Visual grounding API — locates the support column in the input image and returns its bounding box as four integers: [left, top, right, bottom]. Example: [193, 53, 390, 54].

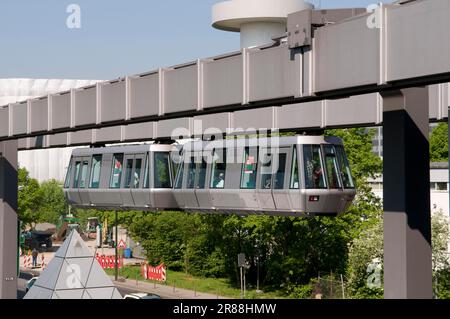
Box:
[0, 140, 18, 299]
[448, 106, 450, 218]
[382, 87, 432, 299]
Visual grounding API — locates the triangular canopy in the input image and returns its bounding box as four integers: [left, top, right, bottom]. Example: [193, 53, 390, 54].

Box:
[24, 229, 122, 299]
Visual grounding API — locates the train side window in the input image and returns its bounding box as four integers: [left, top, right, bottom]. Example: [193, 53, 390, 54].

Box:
[78, 161, 89, 188]
[196, 159, 207, 189]
[110, 154, 124, 188]
[174, 158, 184, 189]
[323, 145, 342, 189]
[273, 153, 287, 189]
[72, 161, 81, 188]
[154, 152, 172, 188]
[134, 158, 143, 188]
[64, 159, 73, 188]
[123, 158, 134, 188]
[89, 155, 102, 189]
[240, 147, 257, 189]
[335, 145, 355, 189]
[260, 152, 273, 189]
[211, 149, 226, 189]
[187, 157, 196, 189]
[290, 147, 299, 189]
[303, 145, 326, 189]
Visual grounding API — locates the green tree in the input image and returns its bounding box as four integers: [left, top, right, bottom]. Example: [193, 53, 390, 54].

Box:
[430, 123, 448, 162]
[39, 180, 67, 224]
[18, 167, 43, 228]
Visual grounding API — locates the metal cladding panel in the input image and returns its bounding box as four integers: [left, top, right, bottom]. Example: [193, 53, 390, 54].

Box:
[30, 98, 48, 133]
[193, 113, 231, 136]
[232, 107, 276, 132]
[51, 93, 71, 130]
[203, 55, 243, 108]
[95, 126, 122, 143]
[387, 0, 450, 82]
[164, 64, 198, 114]
[47, 133, 68, 147]
[428, 85, 442, 120]
[124, 122, 154, 141]
[11, 102, 27, 135]
[29, 136, 46, 149]
[129, 74, 159, 119]
[0, 107, 8, 137]
[18, 138, 28, 150]
[315, 13, 379, 92]
[156, 118, 191, 139]
[278, 101, 322, 130]
[248, 45, 297, 102]
[70, 130, 93, 145]
[74, 87, 97, 127]
[325, 93, 379, 126]
[100, 80, 126, 123]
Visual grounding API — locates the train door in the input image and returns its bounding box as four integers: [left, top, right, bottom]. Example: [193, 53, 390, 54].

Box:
[272, 147, 293, 211]
[130, 153, 147, 209]
[182, 153, 200, 209]
[151, 151, 177, 209]
[239, 147, 259, 212]
[257, 149, 276, 211]
[77, 156, 91, 207]
[121, 153, 145, 208]
[195, 149, 213, 210]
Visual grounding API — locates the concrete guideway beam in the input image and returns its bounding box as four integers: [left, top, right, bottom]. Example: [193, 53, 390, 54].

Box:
[382, 87, 432, 299]
[0, 140, 18, 299]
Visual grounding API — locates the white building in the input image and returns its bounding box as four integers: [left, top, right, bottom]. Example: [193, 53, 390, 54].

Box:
[369, 162, 449, 215]
[0, 78, 98, 183]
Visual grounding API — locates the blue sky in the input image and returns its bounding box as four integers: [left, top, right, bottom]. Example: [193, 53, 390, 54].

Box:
[0, 0, 393, 80]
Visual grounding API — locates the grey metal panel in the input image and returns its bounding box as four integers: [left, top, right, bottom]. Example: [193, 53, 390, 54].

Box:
[325, 94, 379, 126]
[95, 127, 122, 143]
[315, 13, 379, 92]
[232, 107, 276, 132]
[0, 108, 8, 137]
[193, 113, 231, 136]
[47, 133, 68, 147]
[74, 86, 97, 127]
[30, 97, 48, 133]
[387, 0, 450, 82]
[100, 80, 126, 123]
[70, 130, 93, 145]
[51, 92, 71, 130]
[11, 102, 27, 136]
[18, 138, 28, 150]
[248, 45, 297, 102]
[156, 118, 192, 139]
[429, 85, 441, 120]
[278, 101, 322, 130]
[124, 122, 154, 141]
[129, 73, 159, 118]
[164, 64, 198, 114]
[28, 136, 46, 149]
[203, 55, 243, 108]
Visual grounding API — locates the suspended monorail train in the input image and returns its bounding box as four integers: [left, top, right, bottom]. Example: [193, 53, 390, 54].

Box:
[63, 136, 356, 216]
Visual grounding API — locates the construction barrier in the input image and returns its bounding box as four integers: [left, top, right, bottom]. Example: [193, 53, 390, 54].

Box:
[95, 254, 123, 269]
[141, 262, 166, 282]
[41, 255, 46, 269]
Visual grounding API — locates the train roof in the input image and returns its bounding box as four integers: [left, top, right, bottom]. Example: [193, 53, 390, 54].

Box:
[71, 143, 174, 156]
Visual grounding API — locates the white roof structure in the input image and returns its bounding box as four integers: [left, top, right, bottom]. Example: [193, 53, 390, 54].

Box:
[212, 0, 313, 48]
[24, 230, 122, 299]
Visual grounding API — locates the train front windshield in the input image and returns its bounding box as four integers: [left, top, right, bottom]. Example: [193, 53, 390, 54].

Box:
[303, 144, 354, 190]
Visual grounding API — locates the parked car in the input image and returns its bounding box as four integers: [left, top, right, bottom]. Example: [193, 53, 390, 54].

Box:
[25, 277, 39, 293]
[123, 292, 161, 299]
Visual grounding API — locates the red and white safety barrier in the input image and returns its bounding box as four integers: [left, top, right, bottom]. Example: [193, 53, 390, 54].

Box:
[141, 262, 167, 282]
[95, 254, 123, 270]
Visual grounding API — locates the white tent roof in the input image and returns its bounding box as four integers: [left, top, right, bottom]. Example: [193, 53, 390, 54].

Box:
[24, 230, 122, 299]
